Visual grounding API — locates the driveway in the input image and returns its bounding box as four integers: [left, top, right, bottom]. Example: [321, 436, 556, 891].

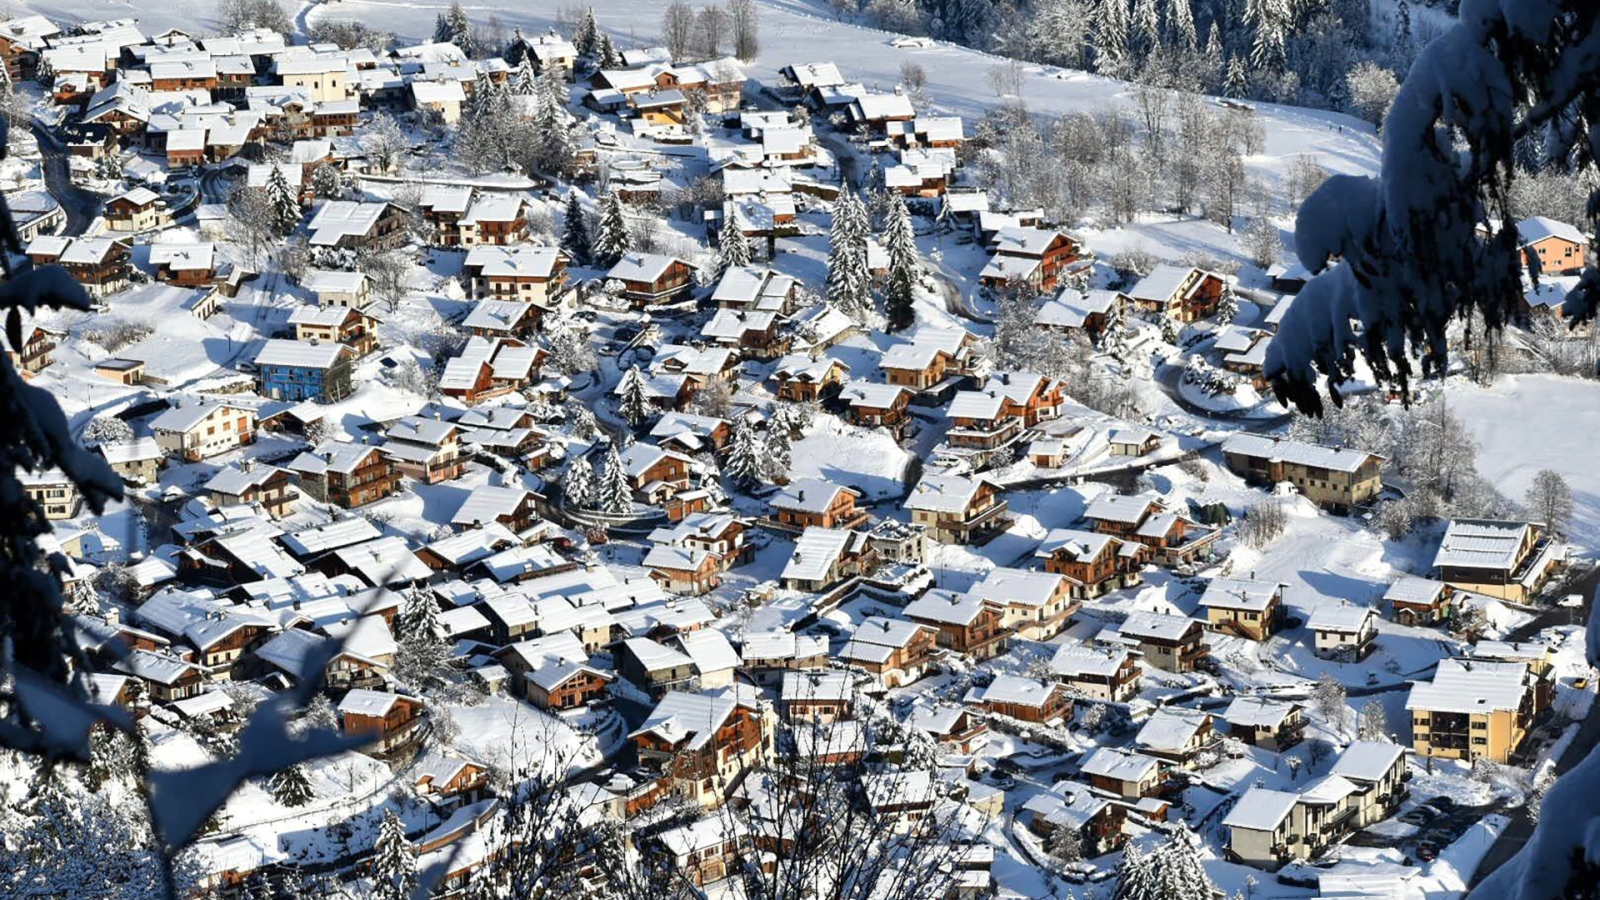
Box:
[30, 122, 98, 236]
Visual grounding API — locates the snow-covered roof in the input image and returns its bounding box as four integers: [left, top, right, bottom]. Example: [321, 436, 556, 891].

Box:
[1117, 610, 1199, 642]
[781, 526, 861, 583]
[674, 629, 741, 674]
[1222, 696, 1299, 729]
[1329, 740, 1405, 783]
[1035, 528, 1114, 563]
[629, 690, 739, 750]
[966, 568, 1063, 609]
[1516, 215, 1586, 247]
[1432, 518, 1538, 572]
[1198, 577, 1282, 613]
[99, 437, 164, 466]
[1406, 658, 1529, 714]
[1083, 492, 1159, 525]
[306, 200, 391, 247]
[904, 590, 995, 627]
[771, 478, 857, 514]
[1222, 787, 1299, 832]
[1221, 433, 1382, 473]
[1078, 746, 1159, 782]
[1134, 706, 1210, 752]
[781, 670, 852, 703]
[450, 484, 529, 528]
[1306, 603, 1377, 633]
[338, 688, 410, 717]
[254, 338, 349, 369]
[607, 252, 687, 283]
[967, 674, 1059, 709]
[1048, 643, 1129, 679]
[465, 245, 563, 279]
[280, 517, 383, 557]
[905, 472, 992, 514]
[1384, 575, 1448, 605]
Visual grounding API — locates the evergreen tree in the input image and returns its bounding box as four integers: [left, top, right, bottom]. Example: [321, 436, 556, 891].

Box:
[563, 454, 597, 508]
[434, 12, 452, 44]
[1167, 0, 1197, 50]
[1216, 289, 1239, 324]
[724, 419, 764, 488]
[1132, 0, 1160, 59]
[716, 212, 752, 277]
[1147, 824, 1218, 899]
[1094, 0, 1132, 77]
[598, 32, 623, 70]
[573, 8, 600, 57]
[561, 191, 592, 265]
[826, 188, 871, 321]
[395, 587, 448, 690]
[1224, 55, 1249, 99]
[882, 195, 919, 333]
[1110, 840, 1155, 900]
[397, 585, 442, 642]
[265, 165, 301, 234]
[592, 190, 632, 266]
[1248, 0, 1288, 72]
[762, 425, 791, 482]
[371, 808, 416, 900]
[532, 66, 574, 175]
[618, 365, 653, 425]
[1203, 27, 1226, 91]
[443, 2, 476, 57]
[268, 761, 316, 807]
[85, 724, 123, 790]
[599, 444, 633, 514]
[512, 56, 538, 95]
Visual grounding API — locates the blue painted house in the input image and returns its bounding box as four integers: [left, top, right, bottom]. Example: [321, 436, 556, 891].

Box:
[254, 338, 354, 402]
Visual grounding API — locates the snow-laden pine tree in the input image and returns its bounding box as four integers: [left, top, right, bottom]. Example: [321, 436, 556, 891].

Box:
[371, 808, 416, 900]
[268, 761, 316, 807]
[561, 191, 592, 265]
[1131, 0, 1160, 59]
[395, 587, 449, 690]
[441, 2, 476, 57]
[724, 419, 764, 488]
[1223, 55, 1248, 98]
[1167, 0, 1197, 50]
[1093, 0, 1133, 78]
[826, 189, 872, 321]
[1247, 0, 1288, 72]
[716, 212, 752, 277]
[512, 56, 537, 95]
[599, 445, 633, 514]
[617, 365, 652, 425]
[265, 165, 301, 234]
[1147, 823, 1217, 899]
[573, 7, 600, 57]
[1110, 840, 1154, 900]
[592, 190, 631, 267]
[1216, 289, 1238, 324]
[882, 195, 920, 333]
[563, 454, 597, 508]
[598, 32, 622, 70]
[762, 425, 791, 483]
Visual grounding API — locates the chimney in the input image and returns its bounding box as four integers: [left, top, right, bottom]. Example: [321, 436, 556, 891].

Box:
[105, 607, 121, 626]
[797, 490, 805, 502]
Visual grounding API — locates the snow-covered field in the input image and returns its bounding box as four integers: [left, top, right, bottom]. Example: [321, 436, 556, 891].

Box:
[1450, 374, 1600, 552]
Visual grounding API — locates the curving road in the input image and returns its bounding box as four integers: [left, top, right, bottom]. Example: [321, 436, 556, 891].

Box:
[30, 122, 99, 236]
[1154, 360, 1294, 427]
